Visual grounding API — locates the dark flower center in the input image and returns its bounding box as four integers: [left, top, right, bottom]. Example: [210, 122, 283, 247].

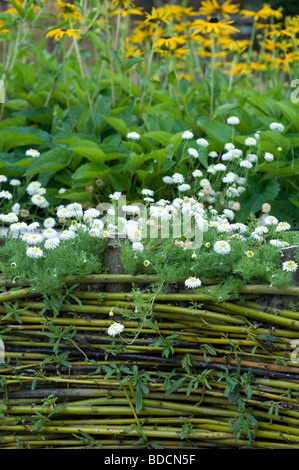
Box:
[209, 17, 219, 23]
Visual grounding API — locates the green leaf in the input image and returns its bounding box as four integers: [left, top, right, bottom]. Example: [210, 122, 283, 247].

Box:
[167, 71, 176, 85]
[197, 117, 232, 143]
[165, 377, 186, 396]
[103, 116, 128, 137]
[72, 162, 108, 180]
[0, 127, 51, 152]
[70, 146, 106, 162]
[25, 148, 72, 176]
[143, 131, 173, 147]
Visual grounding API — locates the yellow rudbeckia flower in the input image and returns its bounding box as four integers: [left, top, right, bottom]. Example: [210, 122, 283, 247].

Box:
[46, 27, 82, 40]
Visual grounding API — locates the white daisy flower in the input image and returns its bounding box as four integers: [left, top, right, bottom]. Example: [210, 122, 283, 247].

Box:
[196, 217, 209, 232]
[0, 191, 12, 200]
[222, 172, 237, 183]
[122, 205, 140, 216]
[264, 152, 274, 162]
[264, 215, 278, 225]
[270, 239, 284, 247]
[213, 240, 231, 255]
[282, 260, 298, 272]
[24, 233, 44, 245]
[214, 163, 227, 172]
[109, 191, 122, 201]
[44, 237, 60, 250]
[44, 217, 56, 228]
[127, 225, 143, 243]
[239, 160, 253, 169]
[196, 138, 209, 147]
[188, 148, 199, 158]
[178, 183, 191, 192]
[60, 229, 76, 241]
[43, 228, 58, 239]
[247, 154, 258, 163]
[182, 131, 194, 140]
[192, 170, 203, 178]
[270, 122, 284, 132]
[172, 173, 185, 184]
[227, 116, 240, 125]
[162, 176, 175, 185]
[0, 175, 7, 183]
[26, 246, 43, 258]
[231, 223, 247, 233]
[26, 222, 40, 232]
[185, 277, 202, 289]
[254, 225, 268, 235]
[12, 203, 20, 215]
[217, 223, 232, 233]
[127, 132, 140, 140]
[223, 209, 235, 221]
[26, 181, 42, 195]
[199, 179, 211, 188]
[26, 149, 40, 158]
[107, 322, 124, 337]
[141, 189, 154, 196]
[224, 143, 235, 151]
[276, 222, 291, 232]
[9, 179, 21, 186]
[132, 242, 144, 252]
[10, 222, 27, 234]
[245, 137, 257, 146]
[0, 212, 18, 223]
[67, 203, 83, 218]
[56, 206, 72, 219]
[84, 208, 100, 221]
[31, 194, 49, 208]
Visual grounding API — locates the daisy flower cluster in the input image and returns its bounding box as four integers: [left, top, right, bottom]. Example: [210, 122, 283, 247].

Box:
[161, 121, 285, 214]
[113, 185, 298, 288]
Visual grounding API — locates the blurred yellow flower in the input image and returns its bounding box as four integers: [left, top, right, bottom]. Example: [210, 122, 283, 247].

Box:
[154, 36, 185, 50]
[56, 1, 83, 22]
[0, 21, 9, 34]
[241, 3, 283, 23]
[46, 27, 82, 39]
[111, 7, 144, 18]
[198, 0, 240, 19]
[5, 0, 45, 14]
[112, 0, 134, 7]
[144, 7, 170, 25]
[192, 18, 239, 36]
[163, 5, 196, 21]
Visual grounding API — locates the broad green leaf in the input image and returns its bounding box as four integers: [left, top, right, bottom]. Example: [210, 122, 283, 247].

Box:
[103, 116, 128, 137]
[197, 117, 232, 143]
[72, 162, 108, 180]
[143, 131, 173, 147]
[25, 148, 72, 176]
[70, 146, 106, 162]
[0, 126, 51, 152]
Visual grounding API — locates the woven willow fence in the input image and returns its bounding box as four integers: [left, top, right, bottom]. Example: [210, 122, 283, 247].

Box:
[0, 241, 299, 449]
